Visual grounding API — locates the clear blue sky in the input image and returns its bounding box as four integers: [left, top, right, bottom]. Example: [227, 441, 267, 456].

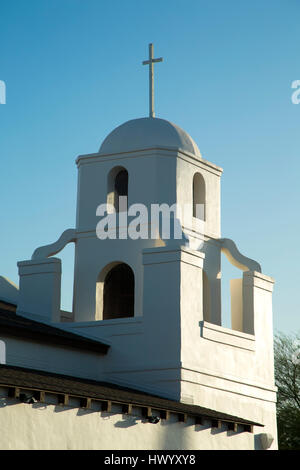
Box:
[0, 0, 299, 334]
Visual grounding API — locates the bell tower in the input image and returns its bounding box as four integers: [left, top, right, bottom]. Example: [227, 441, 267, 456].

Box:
[16, 45, 277, 449]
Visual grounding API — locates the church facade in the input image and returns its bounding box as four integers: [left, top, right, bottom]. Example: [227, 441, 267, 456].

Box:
[0, 48, 277, 450]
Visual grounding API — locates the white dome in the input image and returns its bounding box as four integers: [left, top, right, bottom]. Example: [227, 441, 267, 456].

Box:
[99, 117, 201, 157]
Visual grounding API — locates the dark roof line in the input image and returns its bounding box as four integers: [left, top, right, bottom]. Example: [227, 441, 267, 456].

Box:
[0, 300, 17, 312]
[0, 364, 263, 430]
[0, 307, 109, 354]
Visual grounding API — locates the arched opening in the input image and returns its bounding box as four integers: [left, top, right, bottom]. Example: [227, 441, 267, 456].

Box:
[102, 263, 134, 320]
[220, 252, 243, 331]
[203, 271, 211, 322]
[107, 166, 128, 213]
[193, 172, 205, 220]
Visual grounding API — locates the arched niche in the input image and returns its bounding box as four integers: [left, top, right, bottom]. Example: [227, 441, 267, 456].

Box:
[107, 166, 128, 213]
[96, 262, 134, 320]
[193, 172, 205, 220]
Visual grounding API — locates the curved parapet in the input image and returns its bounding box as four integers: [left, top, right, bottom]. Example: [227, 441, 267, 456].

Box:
[220, 238, 261, 273]
[32, 229, 76, 260]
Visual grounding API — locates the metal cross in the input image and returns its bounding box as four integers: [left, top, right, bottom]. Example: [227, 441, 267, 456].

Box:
[142, 43, 163, 118]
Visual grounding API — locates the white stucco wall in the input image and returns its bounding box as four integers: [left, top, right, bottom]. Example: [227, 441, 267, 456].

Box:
[0, 392, 257, 450]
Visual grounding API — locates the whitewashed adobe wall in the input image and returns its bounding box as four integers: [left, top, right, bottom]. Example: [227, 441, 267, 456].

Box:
[0, 390, 263, 450]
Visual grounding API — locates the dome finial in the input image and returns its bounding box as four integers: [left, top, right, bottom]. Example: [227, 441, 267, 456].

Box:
[142, 43, 163, 118]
